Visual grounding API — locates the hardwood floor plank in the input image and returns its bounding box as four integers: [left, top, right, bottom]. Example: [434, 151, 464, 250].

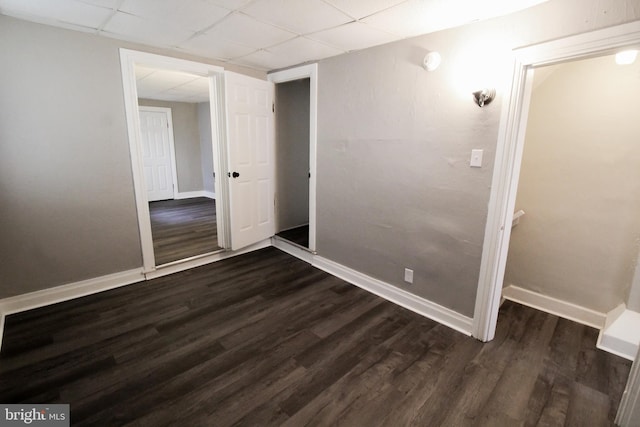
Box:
[0, 247, 631, 426]
[149, 197, 220, 265]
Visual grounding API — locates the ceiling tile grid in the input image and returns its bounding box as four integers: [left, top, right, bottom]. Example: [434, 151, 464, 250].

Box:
[0, 0, 549, 71]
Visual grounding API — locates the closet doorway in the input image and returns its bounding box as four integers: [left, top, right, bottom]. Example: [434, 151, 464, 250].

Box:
[269, 65, 318, 252]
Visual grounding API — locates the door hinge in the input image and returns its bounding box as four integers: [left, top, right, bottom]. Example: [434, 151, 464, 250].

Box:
[272, 103, 275, 113]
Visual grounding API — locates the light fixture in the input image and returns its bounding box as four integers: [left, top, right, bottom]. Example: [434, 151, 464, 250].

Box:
[423, 51, 441, 71]
[472, 88, 496, 107]
[615, 50, 638, 65]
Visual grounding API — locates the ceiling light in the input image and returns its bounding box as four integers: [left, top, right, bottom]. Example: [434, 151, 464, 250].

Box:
[615, 50, 638, 65]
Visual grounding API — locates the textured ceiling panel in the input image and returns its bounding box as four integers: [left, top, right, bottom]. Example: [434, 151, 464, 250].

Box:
[0, 0, 549, 72]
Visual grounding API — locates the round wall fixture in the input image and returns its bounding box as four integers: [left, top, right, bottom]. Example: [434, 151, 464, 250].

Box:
[423, 51, 441, 71]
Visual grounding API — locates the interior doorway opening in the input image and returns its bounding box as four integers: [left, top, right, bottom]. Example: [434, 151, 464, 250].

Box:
[502, 52, 640, 321]
[274, 78, 311, 249]
[120, 49, 229, 273]
[268, 64, 318, 253]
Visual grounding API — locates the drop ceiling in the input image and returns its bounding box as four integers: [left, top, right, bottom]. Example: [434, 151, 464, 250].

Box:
[0, 0, 547, 72]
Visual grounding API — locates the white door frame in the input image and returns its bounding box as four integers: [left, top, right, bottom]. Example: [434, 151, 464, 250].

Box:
[472, 20, 640, 342]
[119, 49, 229, 273]
[268, 64, 318, 252]
[138, 106, 178, 201]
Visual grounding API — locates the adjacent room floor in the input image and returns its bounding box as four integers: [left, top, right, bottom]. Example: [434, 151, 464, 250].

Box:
[276, 224, 309, 249]
[0, 247, 631, 426]
[149, 197, 220, 265]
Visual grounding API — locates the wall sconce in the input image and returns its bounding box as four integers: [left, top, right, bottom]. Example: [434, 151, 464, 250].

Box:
[423, 51, 441, 71]
[472, 88, 496, 107]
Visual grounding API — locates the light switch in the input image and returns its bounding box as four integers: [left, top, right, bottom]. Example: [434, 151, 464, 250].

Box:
[470, 149, 483, 168]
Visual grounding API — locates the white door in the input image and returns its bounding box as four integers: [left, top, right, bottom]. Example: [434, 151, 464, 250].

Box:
[225, 71, 275, 250]
[139, 108, 176, 201]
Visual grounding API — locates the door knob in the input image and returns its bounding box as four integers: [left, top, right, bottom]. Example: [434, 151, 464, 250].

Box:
[232, 171, 240, 178]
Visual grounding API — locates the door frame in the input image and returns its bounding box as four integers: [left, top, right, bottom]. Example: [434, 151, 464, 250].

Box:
[268, 63, 318, 252]
[137, 106, 178, 201]
[119, 49, 229, 273]
[472, 20, 640, 342]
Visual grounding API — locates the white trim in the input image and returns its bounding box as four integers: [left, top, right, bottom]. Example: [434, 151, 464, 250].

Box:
[0, 269, 144, 350]
[502, 285, 606, 329]
[473, 21, 640, 342]
[144, 239, 271, 280]
[268, 63, 318, 252]
[270, 235, 472, 336]
[120, 49, 156, 272]
[138, 105, 178, 201]
[616, 345, 640, 426]
[174, 190, 216, 200]
[119, 49, 227, 270]
[597, 306, 640, 361]
[312, 256, 473, 336]
[272, 237, 315, 263]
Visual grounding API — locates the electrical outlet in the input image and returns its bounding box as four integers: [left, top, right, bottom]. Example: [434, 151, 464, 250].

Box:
[404, 268, 414, 284]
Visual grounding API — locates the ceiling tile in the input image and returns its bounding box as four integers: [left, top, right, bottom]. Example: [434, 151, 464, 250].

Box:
[103, 11, 195, 45]
[361, 0, 456, 38]
[179, 78, 211, 94]
[138, 69, 200, 88]
[207, 0, 253, 10]
[309, 22, 398, 52]
[230, 50, 293, 71]
[206, 12, 295, 49]
[119, 0, 231, 32]
[134, 65, 156, 80]
[363, 0, 549, 38]
[267, 36, 344, 66]
[323, 0, 407, 20]
[77, 0, 119, 9]
[0, 0, 112, 28]
[162, 88, 209, 102]
[242, 0, 352, 34]
[178, 32, 256, 60]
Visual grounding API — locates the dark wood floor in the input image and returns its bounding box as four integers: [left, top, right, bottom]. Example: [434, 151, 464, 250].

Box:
[149, 197, 220, 265]
[277, 224, 309, 248]
[0, 247, 630, 426]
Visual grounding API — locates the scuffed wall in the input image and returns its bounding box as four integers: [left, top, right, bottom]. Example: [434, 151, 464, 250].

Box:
[316, 0, 640, 317]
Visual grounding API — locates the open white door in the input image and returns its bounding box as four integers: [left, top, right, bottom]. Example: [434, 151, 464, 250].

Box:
[139, 107, 176, 202]
[225, 71, 275, 250]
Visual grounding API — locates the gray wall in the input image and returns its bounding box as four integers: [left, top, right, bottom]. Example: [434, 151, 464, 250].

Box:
[1, 0, 639, 316]
[276, 79, 310, 232]
[0, 15, 263, 299]
[0, 16, 141, 297]
[315, 0, 640, 317]
[198, 102, 215, 194]
[138, 99, 203, 193]
[504, 55, 640, 313]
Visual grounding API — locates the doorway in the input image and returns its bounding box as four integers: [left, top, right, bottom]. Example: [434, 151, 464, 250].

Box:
[274, 78, 311, 249]
[502, 53, 640, 319]
[268, 64, 318, 252]
[136, 71, 221, 265]
[120, 49, 229, 273]
[472, 21, 640, 342]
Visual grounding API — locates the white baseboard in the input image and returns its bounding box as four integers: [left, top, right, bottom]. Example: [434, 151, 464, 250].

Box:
[502, 284, 606, 329]
[174, 191, 216, 200]
[272, 236, 315, 263]
[597, 305, 640, 361]
[312, 256, 473, 336]
[0, 268, 144, 350]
